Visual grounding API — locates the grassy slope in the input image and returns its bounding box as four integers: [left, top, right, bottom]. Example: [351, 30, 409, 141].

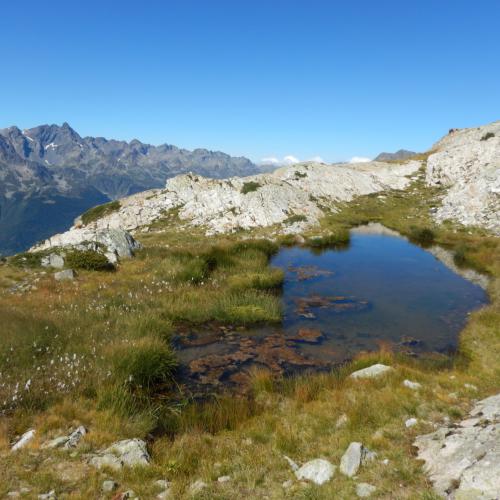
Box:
[0, 167, 498, 498]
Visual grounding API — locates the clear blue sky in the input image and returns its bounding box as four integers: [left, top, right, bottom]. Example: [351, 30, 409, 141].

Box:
[1, 0, 499, 163]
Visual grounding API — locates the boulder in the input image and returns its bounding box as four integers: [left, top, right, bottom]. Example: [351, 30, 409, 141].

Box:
[349, 364, 393, 380]
[90, 438, 150, 470]
[11, 429, 35, 451]
[295, 458, 336, 485]
[54, 269, 75, 281]
[414, 393, 500, 498]
[340, 442, 377, 477]
[41, 253, 65, 269]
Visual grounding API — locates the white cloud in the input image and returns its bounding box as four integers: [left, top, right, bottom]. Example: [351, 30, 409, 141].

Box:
[283, 155, 300, 165]
[260, 157, 281, 165]
[349, 156, 372, 163]
[307, 156, 325, 163]
[260, 155, 327, 166]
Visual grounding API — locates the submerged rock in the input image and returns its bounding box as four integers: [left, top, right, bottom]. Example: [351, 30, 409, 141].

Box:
[414, 393, 500, 499]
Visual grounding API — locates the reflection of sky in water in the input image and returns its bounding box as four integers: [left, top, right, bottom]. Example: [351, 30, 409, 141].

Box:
[270, 233, 488, 362]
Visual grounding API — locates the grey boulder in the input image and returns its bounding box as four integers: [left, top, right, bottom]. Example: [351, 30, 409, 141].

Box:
[90, 438, 150, 470]
[414, 393, 500, 499]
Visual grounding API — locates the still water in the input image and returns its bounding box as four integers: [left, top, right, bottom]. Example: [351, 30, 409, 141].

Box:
[271, 229, 488, 362]
[177, 228, 488, 392]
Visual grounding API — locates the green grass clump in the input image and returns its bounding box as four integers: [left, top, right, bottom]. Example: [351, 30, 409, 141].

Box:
[306, 229, 350, 249]
[409, 226, 436, 247]
[108, 336, 177, 391]
[228, 268, 284, 291]
[284, 214, 307, 225]
[81, 200, 121, 225]
[241, 181, 262, 194]
[481, 132, 495, 141]
[65, 249, 115, 271]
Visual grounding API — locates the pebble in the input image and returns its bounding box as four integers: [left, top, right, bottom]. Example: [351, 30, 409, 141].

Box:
[405, 418, 418, 428]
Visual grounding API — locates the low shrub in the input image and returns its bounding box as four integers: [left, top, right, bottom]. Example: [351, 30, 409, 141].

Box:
[409, 227, 435, 247]
[284, 214, 307, 225]
[65, 250, 115, 271]
[81, 200, 121, 225]
[9, 251, 43, 268]
[241, 181, 262, 194]
[294, 171, 307, 179]
[480, 132, 495, 141]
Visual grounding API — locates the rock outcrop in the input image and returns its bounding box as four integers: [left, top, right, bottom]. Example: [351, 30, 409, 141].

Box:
[31, 227, 141, 265]
[426, 121, 500, 234]
[31, 160, 420, 247]
[414, 393, 500, 499]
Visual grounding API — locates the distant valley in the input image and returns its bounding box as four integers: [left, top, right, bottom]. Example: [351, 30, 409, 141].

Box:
[0, 123, 261, 255]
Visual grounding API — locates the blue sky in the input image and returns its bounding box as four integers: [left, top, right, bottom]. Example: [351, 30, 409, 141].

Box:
[1, 1, 499, 163]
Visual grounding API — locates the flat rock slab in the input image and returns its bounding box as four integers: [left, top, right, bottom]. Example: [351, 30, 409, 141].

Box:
[295, 458, 336, 485]
[350, 364, 393, 379]
[340, 442, 377, 477]
[414, 393, 500, 499]
[90, 438, 150, 470]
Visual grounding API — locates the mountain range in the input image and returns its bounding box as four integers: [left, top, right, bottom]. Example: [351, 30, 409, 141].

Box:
[0, 123, 261, 255]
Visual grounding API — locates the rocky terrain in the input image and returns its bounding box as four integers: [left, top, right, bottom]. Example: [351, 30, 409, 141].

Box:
[32, 160, 421, 254]
[415, 393, 500, 499]
[0, 123, 261, 255]
[426, 121, 500, 233]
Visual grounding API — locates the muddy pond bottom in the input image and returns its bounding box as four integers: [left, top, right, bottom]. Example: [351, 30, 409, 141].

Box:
[176, 228, 488, 395]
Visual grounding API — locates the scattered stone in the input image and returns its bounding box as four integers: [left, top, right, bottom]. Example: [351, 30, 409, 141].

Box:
[7, 493, 20, 498]
[282, 480, 293, 489]
[217, 475, 231, 483]
[464, 383, 478, 391]
[339, 442, 377, 477]
[90, 438, 150, 470]
[295, 458, 336, 485]
[381, 459, 389, 465]
[405, 418, 418, 428]
[414, 393, 500, 498]
[403, 379, 422, 390]
[190, 480, 208, 494]
[336, 413, 349, 429]
[121, 490, 137, 499]
[54, 269, 75, 281]
[349, 364, 393, 380]
[43, 426, 87, 450]
[38, 491, 56, 500]
[11, 429, 35, 451]
[102, 480, 118, 492]
[155, 480, 170, 490]
[356, 483, 377, 498]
